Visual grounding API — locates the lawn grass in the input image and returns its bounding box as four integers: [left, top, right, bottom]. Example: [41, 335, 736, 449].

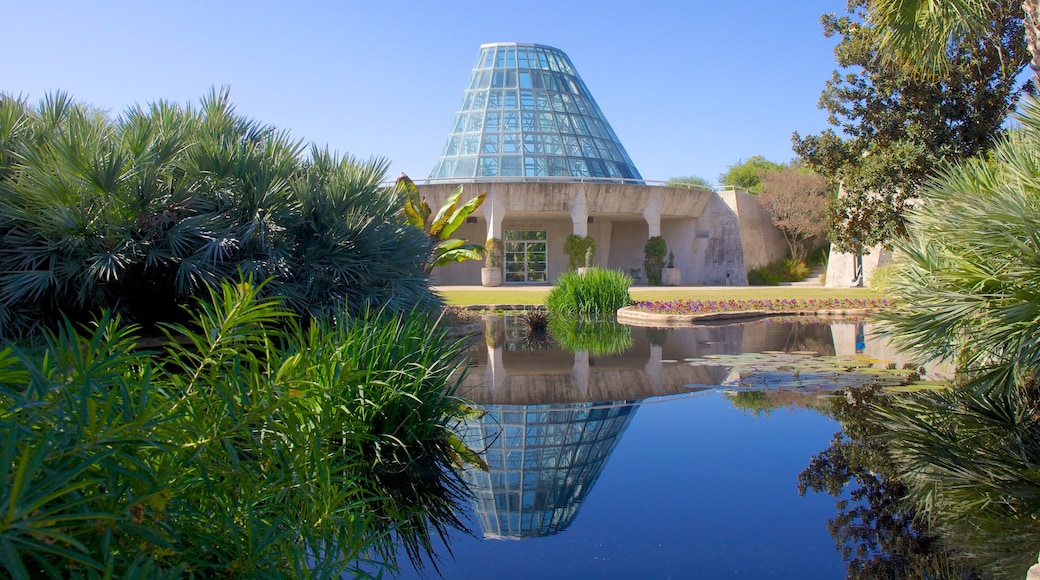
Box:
[435, 286, 885, 307]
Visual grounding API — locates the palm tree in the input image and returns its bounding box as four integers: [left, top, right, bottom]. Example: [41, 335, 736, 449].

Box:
[868, 0, 1040, 85]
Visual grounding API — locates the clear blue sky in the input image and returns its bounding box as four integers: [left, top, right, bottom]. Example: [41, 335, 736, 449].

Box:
[5, 0, 844, 185]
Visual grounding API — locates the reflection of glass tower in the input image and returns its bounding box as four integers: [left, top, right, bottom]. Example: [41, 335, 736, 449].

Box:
[430, 42, 642, 182]
[459, 401, 638, 539]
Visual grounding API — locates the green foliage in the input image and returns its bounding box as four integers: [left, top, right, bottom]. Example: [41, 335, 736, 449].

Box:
[549, 317, 633, 356]
[0, 89, 436, 339]
[544, 269, 632, 318]
[877, 97, 1040, 397]
[485, 237, 503, 268]
[875, 385, 1040, 576]
[0, 279, 472, 577]
[396, 173, 486, 273]
[871, 98, 1040, 575]
[793, 0, 1029, 254]
[747, 258, 810, 286]
[718, 156, 784, 193]
[643, 236, 667, 285]
[563, 234, 596, 270]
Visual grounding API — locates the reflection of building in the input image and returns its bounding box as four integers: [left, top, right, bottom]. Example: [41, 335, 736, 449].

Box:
[420, 42, 789, 286]
[459, 401, 638, 539]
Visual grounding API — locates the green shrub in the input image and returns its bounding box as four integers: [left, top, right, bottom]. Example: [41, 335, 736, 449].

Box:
[747, 257, 811, 285]
[0, 279, 471, 578]
[544, 269, 632, 318]
[0, 90, 435, 339]
[643, 236, 667, 285]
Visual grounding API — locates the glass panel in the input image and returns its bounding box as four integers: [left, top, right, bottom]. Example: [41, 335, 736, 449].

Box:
[503, 133, 521, 153]
[484, 112, 500, 132]
[445, 136, 460, 156]
[524, 156, 547, 176]
[500, 157, 520, 176]
[478, 157, 499, 176]
[569, 158, 589, 176]
[523, 135, 541, 153]
[520, 90, 535, 110]
[538, 113, 555, 132]
[456, 157, 476, 176]
[503, 112, 519, 131]
[488, 90, 503, 110]
[522, 112, 537, 131]
[504, 91, 518, 109]
[466, 113, 483, 132]
[536, 92, 551, 111]
[482, 134, 499, 153]
[463, 135, 480, 155]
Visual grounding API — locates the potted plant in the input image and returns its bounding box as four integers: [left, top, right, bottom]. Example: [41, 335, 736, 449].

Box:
[662, 250, 681, 286]
[481, 238, 503, 287]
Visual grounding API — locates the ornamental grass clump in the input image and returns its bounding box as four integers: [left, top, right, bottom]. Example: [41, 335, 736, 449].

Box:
[544, 269, 632, 319]
[0, 279, 472, 578]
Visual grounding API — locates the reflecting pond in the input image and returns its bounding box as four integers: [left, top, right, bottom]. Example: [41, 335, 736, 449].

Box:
[393, 318, 1027, 579]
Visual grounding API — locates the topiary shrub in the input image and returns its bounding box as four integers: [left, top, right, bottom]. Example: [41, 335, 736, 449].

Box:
[643, 236, 667, 285]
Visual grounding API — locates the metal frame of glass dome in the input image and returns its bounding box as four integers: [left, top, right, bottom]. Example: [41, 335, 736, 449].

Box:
[430, 43, 643, 183]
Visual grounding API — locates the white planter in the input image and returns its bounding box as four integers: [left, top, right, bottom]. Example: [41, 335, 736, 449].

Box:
[577, 267, 595, 276]
[662, 267, 682, 286]
[481, 267, 503, 287]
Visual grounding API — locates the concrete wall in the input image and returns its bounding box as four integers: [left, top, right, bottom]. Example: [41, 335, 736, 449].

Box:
[419, 181, 788, 286]
[825, 245, 893, 288]
[717, 189, 789, 271]
[692, 194, 748, 285]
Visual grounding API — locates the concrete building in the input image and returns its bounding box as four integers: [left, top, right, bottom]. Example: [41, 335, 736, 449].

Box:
[420, 42, 787, 286]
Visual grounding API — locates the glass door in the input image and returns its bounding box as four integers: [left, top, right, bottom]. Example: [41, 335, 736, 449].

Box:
[504, 230, 547, 283]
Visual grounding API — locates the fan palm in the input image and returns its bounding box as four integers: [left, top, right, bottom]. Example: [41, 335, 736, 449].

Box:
[868, 0, 1040, 84]
[0, 89, 437, 338]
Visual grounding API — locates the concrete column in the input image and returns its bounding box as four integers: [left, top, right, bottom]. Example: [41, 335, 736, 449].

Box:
[569, 186, 588, 237]
[645, 344, 664, 394]
[572, 351, 590, 400]
[484, 186, 505, 241]
[485, 345, 506, 402]
[642, 190, 661, 238]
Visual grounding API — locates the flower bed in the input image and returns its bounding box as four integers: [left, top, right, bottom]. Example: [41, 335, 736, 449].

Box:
[629, 298, 889, 315]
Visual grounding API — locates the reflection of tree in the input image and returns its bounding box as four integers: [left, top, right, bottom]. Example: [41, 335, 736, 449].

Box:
[798, 386, 982, 578]
[876, 385, 1040, 578]
[725, 390, 830, 417]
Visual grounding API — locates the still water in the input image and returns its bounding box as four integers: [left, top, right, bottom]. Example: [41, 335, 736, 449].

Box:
[396, 319, 926, 579]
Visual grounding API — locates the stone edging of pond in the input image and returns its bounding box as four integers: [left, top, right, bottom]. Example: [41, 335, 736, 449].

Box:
[616, 306, 874, 328]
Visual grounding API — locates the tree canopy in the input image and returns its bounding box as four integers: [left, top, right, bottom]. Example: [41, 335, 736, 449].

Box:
[757, 164, 832, 261]
[717, 156, 784, 193]
[793, 0, 1030, 254]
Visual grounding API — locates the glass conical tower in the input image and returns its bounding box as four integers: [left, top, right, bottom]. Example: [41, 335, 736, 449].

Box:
[430, 42, 642, 182]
